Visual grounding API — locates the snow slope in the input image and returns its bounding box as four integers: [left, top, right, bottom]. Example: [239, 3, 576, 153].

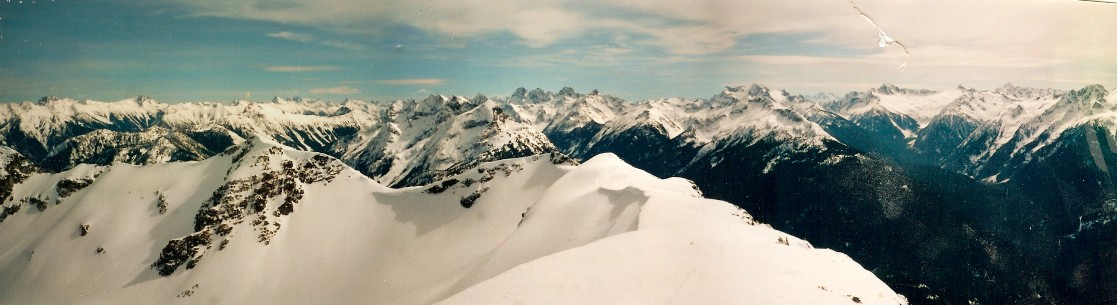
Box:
[873, 86, 964, 128]
[0, 139, 905, 305]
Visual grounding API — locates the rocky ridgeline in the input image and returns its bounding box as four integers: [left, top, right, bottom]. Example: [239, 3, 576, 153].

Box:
[151, 144, 344, 276]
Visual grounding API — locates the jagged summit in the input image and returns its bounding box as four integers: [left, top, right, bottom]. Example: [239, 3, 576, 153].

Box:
[36, 96, 65, 105]
[720, 83, 771, 97]
[870, 83, 934, 96]
[557, 86, 577, 97]
[877, 83, 901, 94]
[1067, 84, 1109, 102]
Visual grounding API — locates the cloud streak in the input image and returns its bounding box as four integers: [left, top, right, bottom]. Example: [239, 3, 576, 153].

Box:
[345, 78, 446, 86]
[266, 31, 314, 43]
[265, 66, 340, 72]
[265, 31, 364, 50]
[309, 85, 361, 95]
[375, 79, 444, 86]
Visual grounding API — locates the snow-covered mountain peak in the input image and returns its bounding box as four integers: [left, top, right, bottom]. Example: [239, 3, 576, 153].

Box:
[745, 83, 769, 96]
[667, 85, 833, 146]
[508, 85, 840, 159]
[527, 88, 552, 103]
[872, 83, 933, 96]
[540, 93, 624, 128]
[996, 83, 1022, 95]
[994, 83, 1061, 100]
[805, 92, 841, 103]
[557, 86, 578, 97]
[712, 84, 768, 107]
[35, 96, 64, 105]
[510, 88, 555, 104]
[385, 95, 476, 119]
[129, 95, 160, 107]
[876, 83, 901, 94]
[510, 87, 528, 101]
[867, 87, 965, 128]
[333, 94, 561, 187]
[1064, 84, 1109, 105]
[469, 93, 488, 105]
[0, 92, 566, 189]
[1040, 85, 1113, 117]
[714, 84, 798, 106]
[219, 136, 347, 182]
[982, 84, 1117, 162]
[719, 84, 771, 99]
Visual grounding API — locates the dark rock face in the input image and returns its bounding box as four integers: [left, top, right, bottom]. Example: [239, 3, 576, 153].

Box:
[0, 150, 41, 224]
[56, 178, 94, 198]
[152, 147, 345, 276]
[152, 231, 212, 276]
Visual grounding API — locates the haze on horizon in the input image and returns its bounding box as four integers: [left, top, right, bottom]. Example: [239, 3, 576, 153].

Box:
[1, 0, 1115, 103]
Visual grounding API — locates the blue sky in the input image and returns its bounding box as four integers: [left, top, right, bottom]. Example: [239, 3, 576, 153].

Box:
[2, 0, 1116, 103]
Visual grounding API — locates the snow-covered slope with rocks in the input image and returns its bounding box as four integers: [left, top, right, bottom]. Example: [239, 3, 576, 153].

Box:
[0, 139, 906, 305]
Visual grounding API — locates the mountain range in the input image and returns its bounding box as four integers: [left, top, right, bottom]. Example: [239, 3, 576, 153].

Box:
[2, 83, 1117, 304]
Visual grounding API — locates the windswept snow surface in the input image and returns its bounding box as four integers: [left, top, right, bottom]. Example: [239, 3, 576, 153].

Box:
[0, 139, 905, 305]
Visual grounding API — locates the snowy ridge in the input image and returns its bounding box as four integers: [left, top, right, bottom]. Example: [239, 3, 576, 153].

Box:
[510, 87, 627, 134]
[509, 84, 839, 155]
[831, 84, 960, 131]
[699, 84, 835, 146]
[914, 87, 1060, 176]
[813, 83, 1117, 181]
[0, 95, 559, 187]
[1010, 85, 1115, 153]
[9, 83, 1117, 184]
[0, 139, 906, 305]
[332, 95, 560, 186]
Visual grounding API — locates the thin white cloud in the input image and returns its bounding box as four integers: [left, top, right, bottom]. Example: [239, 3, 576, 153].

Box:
[372, 79, 445, 86]
[266, 31, 315, 43]
[320, 40, 365, 50]
[342, 79, 446, 86]
[739, 55, 883, 66]
[310, 86, 361, 95]
[265, 31, 365, 50]
[265, 66, 340, 72]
